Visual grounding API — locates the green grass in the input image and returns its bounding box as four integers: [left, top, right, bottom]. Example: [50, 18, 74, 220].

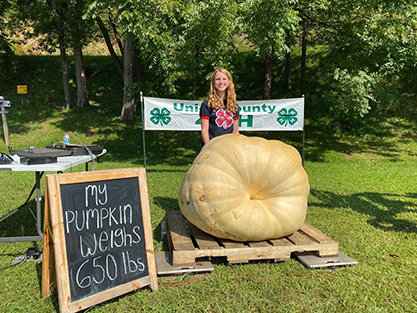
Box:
[0, 54, 417, 312]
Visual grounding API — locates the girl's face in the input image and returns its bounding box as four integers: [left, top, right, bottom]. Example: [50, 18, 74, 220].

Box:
[214, 71, 229, 94]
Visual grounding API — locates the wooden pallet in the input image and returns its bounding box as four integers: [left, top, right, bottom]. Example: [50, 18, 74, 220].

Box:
[165, 211, 339, 267]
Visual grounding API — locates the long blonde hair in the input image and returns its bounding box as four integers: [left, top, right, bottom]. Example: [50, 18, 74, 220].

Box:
[208, 68, 238, 113]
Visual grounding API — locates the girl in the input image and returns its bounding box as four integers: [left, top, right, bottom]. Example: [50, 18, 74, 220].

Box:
[199, 68, 240, 146]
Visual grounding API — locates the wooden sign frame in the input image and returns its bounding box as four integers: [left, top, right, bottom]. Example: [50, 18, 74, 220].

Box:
[42, 168, 157, 313]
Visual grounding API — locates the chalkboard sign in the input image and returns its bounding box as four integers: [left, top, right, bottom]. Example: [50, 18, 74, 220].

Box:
[43, 168, 157, 313]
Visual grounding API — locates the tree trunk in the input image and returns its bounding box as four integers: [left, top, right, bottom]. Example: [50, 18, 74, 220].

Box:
[191, 48, 200, 100]
[68, 3, 88, 107]
[300, 23, 307, 96]
[285, 50, 292, 90]
[73, 44, 89, 107]
[133, 46, 146, 83]
[96, 16, 123, 79]
[263, 45, 274, 100]
[51, 0, 71, 109]
[109, 11, 124, 55]
[120, 34, 136, 121]
[191, 77, 196, 100]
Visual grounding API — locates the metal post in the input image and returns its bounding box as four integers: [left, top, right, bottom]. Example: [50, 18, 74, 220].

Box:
[302, 129, 305, 167]
[302, 94, 305, 167]
[35, 171, 43, 238]
[140, 92, 147, 169]
[0, 171, 44, 243]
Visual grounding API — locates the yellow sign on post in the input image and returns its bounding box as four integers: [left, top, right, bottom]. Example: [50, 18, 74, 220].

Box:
[17, 85, 27, 113]
[17, 85, 27, 94]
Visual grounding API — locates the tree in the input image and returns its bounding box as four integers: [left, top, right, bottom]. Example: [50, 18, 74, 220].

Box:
[176, 0, 239, 99]
[67, 0, 89, 107]
[120, 33, 135, 120]
[240, 0, 300, 99]
[5, 0, 416, 122]
[4, 0, 96, 108]
[0, 1, 13, 78]
[86, 0, 181, 120]
[2, 0, 74, 106]
[96, 15, 123, 78]
[51, 0, 71, 109]
[295, 0, 417, 119]
[117, 0, 172, 120]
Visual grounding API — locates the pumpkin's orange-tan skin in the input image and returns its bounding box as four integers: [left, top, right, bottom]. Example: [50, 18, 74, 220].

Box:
[178, 134, 310, 242]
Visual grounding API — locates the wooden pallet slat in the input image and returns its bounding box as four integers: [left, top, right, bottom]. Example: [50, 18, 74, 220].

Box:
[299, 223, 334, 244]
[269, 237, 295, 247]
[166, 211, 195, 251]
[189, 223, 223, 250]
[165, 211, 339, 267]
[248, 241, 272, 248]
[220, 239, 247, 249]
[286, 230, 314, 245]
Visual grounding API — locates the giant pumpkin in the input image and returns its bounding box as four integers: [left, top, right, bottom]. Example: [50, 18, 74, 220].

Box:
[178, 134, 310, 242]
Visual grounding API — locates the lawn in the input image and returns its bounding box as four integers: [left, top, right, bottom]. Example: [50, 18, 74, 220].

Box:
[0, 55, 416, 312]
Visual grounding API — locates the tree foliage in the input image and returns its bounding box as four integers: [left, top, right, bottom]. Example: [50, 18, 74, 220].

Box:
[0, 1, 13, 76]
[2, 0, 417, 121]
[240, 0, 299, 58]
[298, 0, 417, 119]
[239, 0, 300, 98]
[176, 0, 239, 99]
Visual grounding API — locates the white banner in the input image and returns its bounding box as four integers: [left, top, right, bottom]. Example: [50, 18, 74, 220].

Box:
[143, 96, 304, 131]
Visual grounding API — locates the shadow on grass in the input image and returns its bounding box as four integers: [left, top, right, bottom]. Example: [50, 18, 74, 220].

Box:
[153, 190, 417, 236]
[310, 188, 417, 233]
[153, 197, 180, 213]
[0, 199, 41, 239]
[5, 55, 417, 166]
[53, 105, 417, 168]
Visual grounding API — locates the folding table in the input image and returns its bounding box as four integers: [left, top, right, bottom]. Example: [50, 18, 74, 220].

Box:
[0, 150, 106, 243]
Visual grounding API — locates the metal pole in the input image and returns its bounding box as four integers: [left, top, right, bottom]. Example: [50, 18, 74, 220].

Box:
[35, 171, 43, 238]
[302, 94, 305, 167]
[302, 129, 305, 167]
[140, 91, 147, 169]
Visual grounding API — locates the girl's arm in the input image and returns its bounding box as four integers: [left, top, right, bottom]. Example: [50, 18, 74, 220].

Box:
[201, 118, 210, 144]
[232, 119, 239, 134]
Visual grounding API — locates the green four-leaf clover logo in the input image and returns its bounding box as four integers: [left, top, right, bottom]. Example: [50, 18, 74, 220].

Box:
[277, 108, 298, 126]
[150, 107, 171, 126]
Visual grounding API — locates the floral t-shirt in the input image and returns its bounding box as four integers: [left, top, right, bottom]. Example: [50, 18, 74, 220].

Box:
[199, 99, 240, 141]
